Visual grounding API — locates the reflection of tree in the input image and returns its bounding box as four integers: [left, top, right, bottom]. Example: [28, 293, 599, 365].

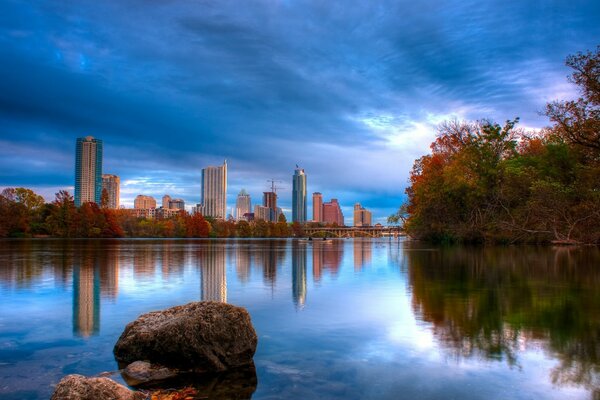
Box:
[407, 245, 600, 395]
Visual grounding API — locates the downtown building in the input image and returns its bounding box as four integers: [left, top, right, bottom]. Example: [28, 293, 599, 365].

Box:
[323, 198, 344, 226]
[254, 190, 280, 222]
[292, 166, 307, 223]
[101, 174, 120, 209]
[353, 203, 372, 227]
[133, 195, 157, 219]
[235, 189, 252, 221]
[198, 161, 227, 219]
[75, 136, 103, 207]
[312, 192, 323, 222]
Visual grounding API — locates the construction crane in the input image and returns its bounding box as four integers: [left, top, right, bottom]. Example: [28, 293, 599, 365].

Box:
[266, 178, 283, 193]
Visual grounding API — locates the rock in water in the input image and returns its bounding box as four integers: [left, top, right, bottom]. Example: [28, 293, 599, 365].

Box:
[113, 301, 258, 372]
[51, 374, 145, 400]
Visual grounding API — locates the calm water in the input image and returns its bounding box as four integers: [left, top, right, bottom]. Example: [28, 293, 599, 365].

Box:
[0, 239, 599, 400]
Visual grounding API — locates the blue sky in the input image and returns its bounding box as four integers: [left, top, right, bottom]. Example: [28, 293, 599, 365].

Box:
[0, 0, 599, 223]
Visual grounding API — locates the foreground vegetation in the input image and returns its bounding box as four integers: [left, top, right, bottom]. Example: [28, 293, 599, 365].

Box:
[394, 46, 600, 244]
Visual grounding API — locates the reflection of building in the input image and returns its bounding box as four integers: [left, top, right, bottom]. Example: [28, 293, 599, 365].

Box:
[292, 167, 307, 223]
[323, 199, 344, 226]
[353, 203, 372, 227]
[292, 242, 307, 309]
[73, 259, 100, 337]
[312, 192, 323, 222]
[353, 239, 372, 271]
[75, 136, 103, 206]
[312, 241, 343, 282]
[99, 247, 119, 299]
[236, 189, 252, 221]
[133, 248, 157, 278]
[235, 246, 251, 283]
[199, 161, 228, 219]
[253, 241, 287, 287]
[200, 246, 227, 302]
[101, 174, 120, 209]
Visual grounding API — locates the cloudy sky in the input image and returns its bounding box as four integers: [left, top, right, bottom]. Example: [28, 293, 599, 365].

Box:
[0, 0, 598, 223]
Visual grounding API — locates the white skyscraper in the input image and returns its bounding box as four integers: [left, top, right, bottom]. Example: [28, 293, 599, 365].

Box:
[200, 160, 227, 219]
[235, 189, 252, 221]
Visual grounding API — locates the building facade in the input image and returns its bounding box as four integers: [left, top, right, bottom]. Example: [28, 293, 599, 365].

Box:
[353, 203, 372, 227]
[292, 167, 307, 223]
[75, 136, 103, 206]
[200, 160, 227, 218]
[101, 174, 120, 209]
[312, 192, 323, 222]
[134, 195, 157, 210]
[263, 191, 278, 222]
[235, 189, 252, 221]
[323, 198, 344, 226]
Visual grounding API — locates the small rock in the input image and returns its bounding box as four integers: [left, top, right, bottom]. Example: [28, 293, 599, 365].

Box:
[113, 301, 258, 372]
[122, 361, 179, 387]
[50, 374, 145, 400]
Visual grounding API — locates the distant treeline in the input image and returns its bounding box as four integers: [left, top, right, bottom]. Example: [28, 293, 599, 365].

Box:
[0, 188, 345, 238]
[390, 46, 600, 245]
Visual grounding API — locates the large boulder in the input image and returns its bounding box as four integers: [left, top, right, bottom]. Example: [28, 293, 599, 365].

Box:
[50, 374, 145, 400]
[114, 301, 258, 372]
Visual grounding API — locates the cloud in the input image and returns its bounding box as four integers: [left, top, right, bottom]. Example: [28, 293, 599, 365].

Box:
[0, 0, 599, 220]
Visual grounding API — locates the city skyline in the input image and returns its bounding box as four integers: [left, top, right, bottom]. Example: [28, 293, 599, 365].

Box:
[1, 2, 599, 224]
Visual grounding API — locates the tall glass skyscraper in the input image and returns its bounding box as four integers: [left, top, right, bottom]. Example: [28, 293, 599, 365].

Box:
[292, 166, 307, 223]
[200, 160, 227, 219]
[75, 136, 103, 207]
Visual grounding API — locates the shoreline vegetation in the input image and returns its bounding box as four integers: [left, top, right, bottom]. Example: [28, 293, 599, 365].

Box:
[388, 46, 600, 245]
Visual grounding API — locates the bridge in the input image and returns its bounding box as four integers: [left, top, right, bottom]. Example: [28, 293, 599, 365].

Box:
[301, 226, 405, 238]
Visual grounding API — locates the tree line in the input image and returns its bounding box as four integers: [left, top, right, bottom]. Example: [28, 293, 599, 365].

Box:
[0, 188, 315, 238]
[392, 46, 600, 245]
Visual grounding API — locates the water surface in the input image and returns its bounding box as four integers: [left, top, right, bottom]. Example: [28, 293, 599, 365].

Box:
[0, 239, 599, 399]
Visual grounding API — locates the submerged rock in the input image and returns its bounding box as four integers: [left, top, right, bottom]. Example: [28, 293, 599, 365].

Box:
[122, 361, 179, 387]
[50, 374, 145, 400]
[113, 301, 258, 373]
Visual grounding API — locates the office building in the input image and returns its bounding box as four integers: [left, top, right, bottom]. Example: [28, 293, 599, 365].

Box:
[292, 167, 307, 223]
[235, 189, 252, 221]
[134, 195, 156, 210]
[323, 198, 344, 226]
[199, 160, 227, 218]
[353, 203, 372, 227]
[312, 192, 323, 222]
[101, 174, 120, 209]
[263, 191, 278, 222]
[162, 195, 171, 209]
[75, 136, 103, 206]
[169, 198, 185, 210]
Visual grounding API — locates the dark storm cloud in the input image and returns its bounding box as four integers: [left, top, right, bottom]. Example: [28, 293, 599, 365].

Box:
[0, 0, 599, 218]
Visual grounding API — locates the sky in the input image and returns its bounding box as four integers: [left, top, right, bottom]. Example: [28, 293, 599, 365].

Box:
[0, 0, 599, 224]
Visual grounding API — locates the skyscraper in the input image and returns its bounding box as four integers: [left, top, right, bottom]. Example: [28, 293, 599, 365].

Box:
[101, 174, 120, 209]
[263, 191, 278, 222]
[235, 189, 252, 221]
[292, 166, 307, 223]
[200, 160, 227, 219]
[162, 195, 172, 209]
[323, 198, 344, 226]
[75, 136, 103, 207]
[353, 203, 372, 227]
[312, 192, 323, 222]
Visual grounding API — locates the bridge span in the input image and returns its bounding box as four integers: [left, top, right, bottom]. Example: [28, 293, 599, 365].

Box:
[302, 226, 405, 238]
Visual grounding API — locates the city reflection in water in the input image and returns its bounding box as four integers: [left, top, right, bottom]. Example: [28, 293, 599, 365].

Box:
[1, 239, 599, 399]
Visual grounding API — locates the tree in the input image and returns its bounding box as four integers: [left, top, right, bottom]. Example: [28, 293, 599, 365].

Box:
[545, 46, 600, 156]
[186, 213, 210, 237]
[100, 188, 110, 209]
[46, 190, 78, 237]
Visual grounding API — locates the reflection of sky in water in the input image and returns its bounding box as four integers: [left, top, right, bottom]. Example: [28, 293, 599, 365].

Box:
[0, 239, 597, 399]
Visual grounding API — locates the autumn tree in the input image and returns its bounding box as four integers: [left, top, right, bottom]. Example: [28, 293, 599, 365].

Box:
[186, 213, 210, 238]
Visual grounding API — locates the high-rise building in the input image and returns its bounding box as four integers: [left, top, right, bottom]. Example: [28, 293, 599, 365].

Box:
[169, 198, 185, 210]
[312, 192, 323, 222]
[254, 205, 271, 221]
[162, 195, 171, 209]
[292, 167, 307, 223]
[235, 189, 252, 221]
[263, 191, 278, 222]
[323, 198, 344, 226]
[353, 203, 372, 227]
[101, 174, 120, 209]
[75, 136, 103, 206]
[200, 160, 227, 219]
[134, 195, 157, 209]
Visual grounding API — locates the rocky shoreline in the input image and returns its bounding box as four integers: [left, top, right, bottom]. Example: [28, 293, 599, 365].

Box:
[51, 302, 258, 400]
